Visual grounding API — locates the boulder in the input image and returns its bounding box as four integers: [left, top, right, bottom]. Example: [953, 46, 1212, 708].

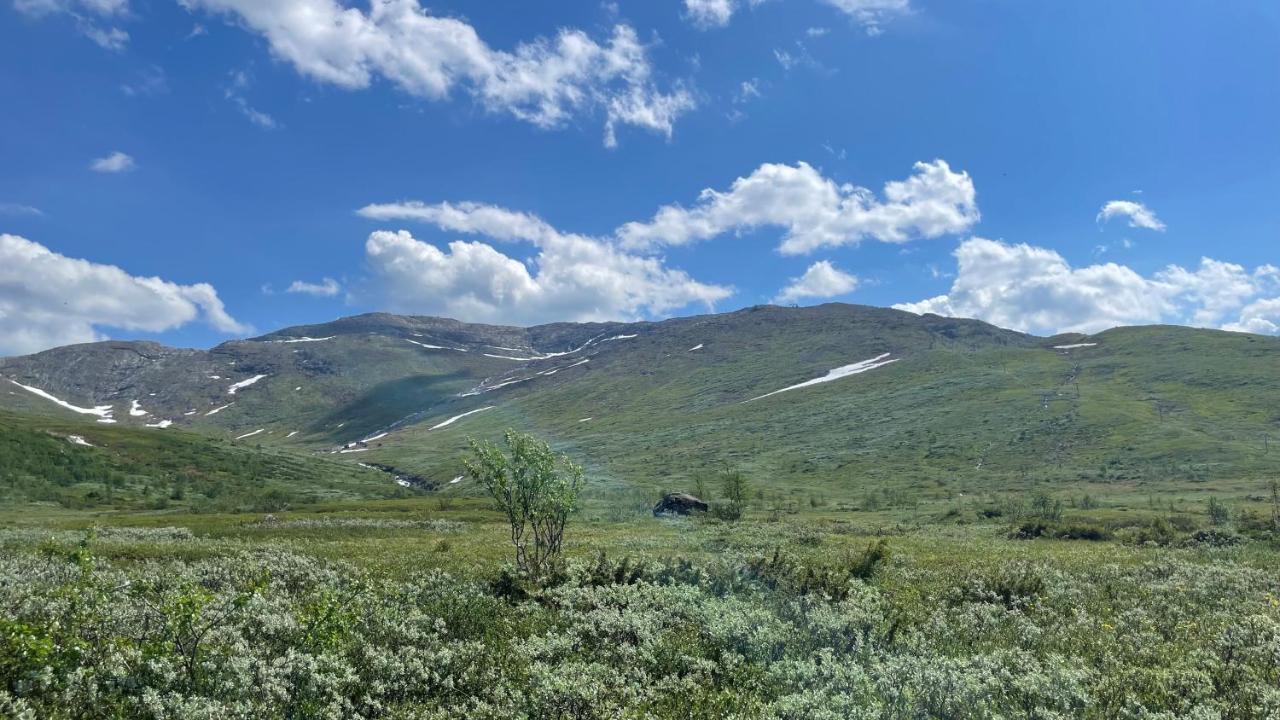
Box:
[653, 492, 709, 517]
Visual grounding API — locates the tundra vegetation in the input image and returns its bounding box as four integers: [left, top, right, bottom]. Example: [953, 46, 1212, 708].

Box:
[3, 431, 1280, 718]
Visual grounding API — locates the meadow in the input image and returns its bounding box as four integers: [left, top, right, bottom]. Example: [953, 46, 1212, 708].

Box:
[3, 484, 1279, 719]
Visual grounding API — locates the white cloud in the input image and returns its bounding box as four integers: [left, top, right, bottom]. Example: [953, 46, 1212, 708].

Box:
[89, 151, 135, 173]
[357, 201, 732, 325]
[895, 237, 1280, 335]
[15, 0, 131, 49]
[286, 278, 341, 297]
[0, 234, 249, 356]
[684, 0, 908, 34]
[0, 203, 43, 217]
[1097, 200, 1166, 231]
[224, 71, 278, 129]
[773, 260, 859, 304]
[1223, 297, 1280, 335]
[734, 78, 762, 104]
[820, 0, 911, 35]
[685, 0, 735, 28]
[180, 0, 693, 146]
[616, 159, 978, 255]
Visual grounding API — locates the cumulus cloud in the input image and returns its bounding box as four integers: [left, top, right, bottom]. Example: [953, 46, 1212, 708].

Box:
[773, 260, 859, 304]
[14, 0, 131, 49]
[89, 151, 135, 173]
[616, 159, 978, 255]
[0, 234, 249, 356]
[357, 201, 732, 325]
[179, 0, 693, 146]
[895, 237, 1280, 335]
[1097, 200, 1166, 231]
[286, 278, 341, 297]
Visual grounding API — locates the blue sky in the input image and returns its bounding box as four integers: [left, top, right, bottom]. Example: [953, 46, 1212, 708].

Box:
[1, 0, 1277, 355]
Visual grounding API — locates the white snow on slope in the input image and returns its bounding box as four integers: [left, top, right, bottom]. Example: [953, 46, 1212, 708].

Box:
[146, 420, 173, 429]
[363, 432, 389, 443]
[208, 375, 221, 380]
[406, 338, 466, 352]
[207, 403, 234, 416]
[227, 374, 267, 395]
[459, 376, 534, 396]
[430, 406, 494, 430]
[484, 353, 541, 361]
[286, 431, 299, 438]
[129, 400, 149, 417]
[236, 428, 265, 440]
[487, 345, 529, 353]
[1053, 343, 1098, 350]
[274, 336, 334, 343]
[539, 358, 590, 376]
[184, 410, 197, 416]
[578, 417, 592, 422]
[339, 447, 369, 454]
[745, 353, 900, 403]
[449, 475, 464, 484]
[67, 435, 94, 447]
[605, 334, 638, 341]
[7, 379, 114, 420]
[688, 344, 703, 351]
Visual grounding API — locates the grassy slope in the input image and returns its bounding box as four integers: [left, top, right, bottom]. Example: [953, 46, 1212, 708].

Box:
[0, 409, 404, 511]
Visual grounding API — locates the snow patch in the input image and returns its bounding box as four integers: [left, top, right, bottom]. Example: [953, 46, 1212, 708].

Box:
[67, 435, 94, 447]
[430, 406, 494, 430]
[1053, 343, 1098, 350]
[274, 336, 334, 343]
[745, 353, 900, 402]
[339, 447, 368, 454]
[227, 374, 267, 395]
[129, 400, 149, 417]
[206, 403, 234, 416]
[449, 475, 464, 484]
[406, 338, 466, 352]
[578, 417, 592, 422]
[286, 431, 299, 438]
[184, 410, 197, 416]
[539, 358, 590, 376]
[605, 333, 638, 341]
[363, 432, 389, 443]
[7, 380, 114, 420]
[688, 344, 703, 351]
[235, 428, 265, 440]
[146, 420, 173, 429]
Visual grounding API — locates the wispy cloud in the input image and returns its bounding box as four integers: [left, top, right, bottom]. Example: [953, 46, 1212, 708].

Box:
[286, 278, 341, 297]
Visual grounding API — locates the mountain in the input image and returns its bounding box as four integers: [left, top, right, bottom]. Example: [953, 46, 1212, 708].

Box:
[2, 304, 1278, 510]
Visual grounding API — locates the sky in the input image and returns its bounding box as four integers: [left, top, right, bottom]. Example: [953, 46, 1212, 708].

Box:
[1, 0, 1278, 356]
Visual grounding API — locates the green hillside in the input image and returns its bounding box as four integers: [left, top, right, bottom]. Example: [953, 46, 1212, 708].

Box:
[0, 410, 405, 511]
[2, 304, 1278, 521]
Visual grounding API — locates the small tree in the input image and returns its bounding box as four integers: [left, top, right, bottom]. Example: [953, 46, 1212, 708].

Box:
[464, 430, 584, 578]
[1207, 496, 1230, 526]
[715, 468, 750, 521]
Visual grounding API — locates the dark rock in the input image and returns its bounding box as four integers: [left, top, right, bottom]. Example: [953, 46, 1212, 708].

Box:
[653, 492, 708, 517]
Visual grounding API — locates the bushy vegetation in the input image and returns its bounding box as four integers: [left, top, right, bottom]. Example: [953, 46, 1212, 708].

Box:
[2, 521, 1279, 719]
